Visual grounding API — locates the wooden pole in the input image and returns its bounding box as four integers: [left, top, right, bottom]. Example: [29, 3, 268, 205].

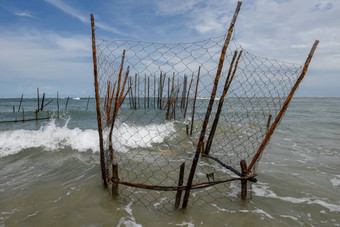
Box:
[65, 97, 69, 111]
[183, 73, 194, 119]
[182, 1, 242, 208]
[240, 160, 247, 200]
[41, 93, 45, 111]
[175, 162, 185, 208]
[148, 76, 150, 108]
[18, 94, 23, 112]
[22, 107, 25, 122]
[247, 40, 319, 174]
[12, 106, 15, 113]
[190, 67, 200, 136]
[266, 114, 272, 131]
[112, 163, 119, 197]
[205, 50, 241, 155]
[144, 74, 146, 109]
[37, 88, 39, 112]
[57, 92, 60, 118]
[91, 14, 107, 187]
[86, 95, 90, 111]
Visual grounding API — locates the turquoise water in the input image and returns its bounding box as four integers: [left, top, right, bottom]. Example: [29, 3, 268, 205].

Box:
[0, 97, 339, 226]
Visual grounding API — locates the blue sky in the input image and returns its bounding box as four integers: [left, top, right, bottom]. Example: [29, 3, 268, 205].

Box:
[0, 0, 339, 97]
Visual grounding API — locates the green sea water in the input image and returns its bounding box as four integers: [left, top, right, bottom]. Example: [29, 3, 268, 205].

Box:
[0, 97, 339, 226]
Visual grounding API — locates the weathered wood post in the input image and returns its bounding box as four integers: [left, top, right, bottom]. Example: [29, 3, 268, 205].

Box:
[240, 160, 247, 200]
[266, 114, 272, 131]
[91, 14, 107, 187]
[175, 162, 185, 208]
[86, 95, 90, 111]
[247, 40, 319, 174]
[112, 163, 119, 197]
[18, 94, 23, 112]
[190, 67, 200, 136]
[182, 1, 242, 208]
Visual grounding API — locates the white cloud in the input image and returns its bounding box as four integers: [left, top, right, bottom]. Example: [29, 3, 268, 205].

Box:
[44, 0, 127, 36]
[14, 10, 34, 18]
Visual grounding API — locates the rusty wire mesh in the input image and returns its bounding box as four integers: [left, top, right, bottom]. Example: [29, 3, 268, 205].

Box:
[94, 33, 303, 210]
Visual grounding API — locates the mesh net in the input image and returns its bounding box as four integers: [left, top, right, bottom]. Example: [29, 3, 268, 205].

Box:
[94, 33, 303, 210]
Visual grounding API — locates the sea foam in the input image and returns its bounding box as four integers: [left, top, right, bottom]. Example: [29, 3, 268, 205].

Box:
[0, 119, 175, 158]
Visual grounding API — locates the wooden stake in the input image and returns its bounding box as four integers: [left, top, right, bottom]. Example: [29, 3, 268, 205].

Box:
[22, 107, 25, 122]
[184, 73, 194, 119]
[18, 94, 23, 112]
[41, 93, 45, 111]
[247, 40, 319, 174]
[86, 95, 90, 111]
[65, 97, 69, 111]
[205, 50, 241, 155]
[112, 163, 119, 197]
[240, 160, 247, 200]
[37, 88, 39, 112]
[175, 162, 185, 208]
[266, 114, 272, 131]
[57, 92, 60, 118]
[190, 67, 200, 136]
[148, 76, 150, 108]
[182, 1, 242, 208]
[91, 14, 107, 187]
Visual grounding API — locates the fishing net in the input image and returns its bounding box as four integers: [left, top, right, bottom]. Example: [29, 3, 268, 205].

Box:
[94, 32, 303, 209]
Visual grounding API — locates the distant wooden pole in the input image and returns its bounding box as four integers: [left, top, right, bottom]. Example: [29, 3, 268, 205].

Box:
[175, 162, 185, 208]
[57, 92, 60, 118]
[144, 74, 146, 109]
[41, 93, 45, 111]
[247, 40, 319, 174]
[18, 94, 23, 112]
[190, 67, 200, 136]
[22, 107, 25, 122]
[12, 105, 15, 113]
[154, 74, 156, 109]
[65, 97, 69, 111]
[37, 88, 39, 112]
[86, 95, 90, 111]
[147, 76, 150, 108]
[91, 13, 107, 187]
[182, 1, 242, 208]
[183, 73, 194, 119]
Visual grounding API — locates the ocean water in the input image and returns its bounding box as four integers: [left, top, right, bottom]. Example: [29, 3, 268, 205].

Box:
[0, 97, 339, 226]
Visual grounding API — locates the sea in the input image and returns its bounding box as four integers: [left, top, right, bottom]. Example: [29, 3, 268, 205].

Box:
[0, 97, 339, 226]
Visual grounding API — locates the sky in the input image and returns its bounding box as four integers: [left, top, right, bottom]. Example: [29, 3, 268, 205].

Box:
[0, 0, 339, 98]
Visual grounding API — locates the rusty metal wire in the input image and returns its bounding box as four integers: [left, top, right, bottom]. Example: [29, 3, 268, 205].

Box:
[94, 34, 303, 210]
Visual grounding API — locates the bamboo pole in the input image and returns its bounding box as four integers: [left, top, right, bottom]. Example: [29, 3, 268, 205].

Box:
[190, 67, 201, 136]
[175, 162, 185, 208]
[182, 1, 242, 208]
[91, 14, 107, 187]
[247, 40, 319, 174]
[18, 94, 23, 112]
[205, 50, 241, 155]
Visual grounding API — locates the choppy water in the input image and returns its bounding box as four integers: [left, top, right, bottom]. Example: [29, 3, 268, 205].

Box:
[0, 97, 339, 226]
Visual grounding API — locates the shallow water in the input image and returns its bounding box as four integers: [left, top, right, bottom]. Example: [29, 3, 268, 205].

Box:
[0, 97, 339, 226]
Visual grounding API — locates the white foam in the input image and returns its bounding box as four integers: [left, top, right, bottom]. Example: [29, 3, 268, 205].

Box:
[330, 176, 340, 187]
[117, 201, 142, 227]
[253, 184, 340, 212]
[0, 119, 175, 158]
[113, 122, 176, 152]
[0, 119, 99, 157]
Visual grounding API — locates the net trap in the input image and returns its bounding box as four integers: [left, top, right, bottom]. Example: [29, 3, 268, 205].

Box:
[90, 1, 318, 210]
